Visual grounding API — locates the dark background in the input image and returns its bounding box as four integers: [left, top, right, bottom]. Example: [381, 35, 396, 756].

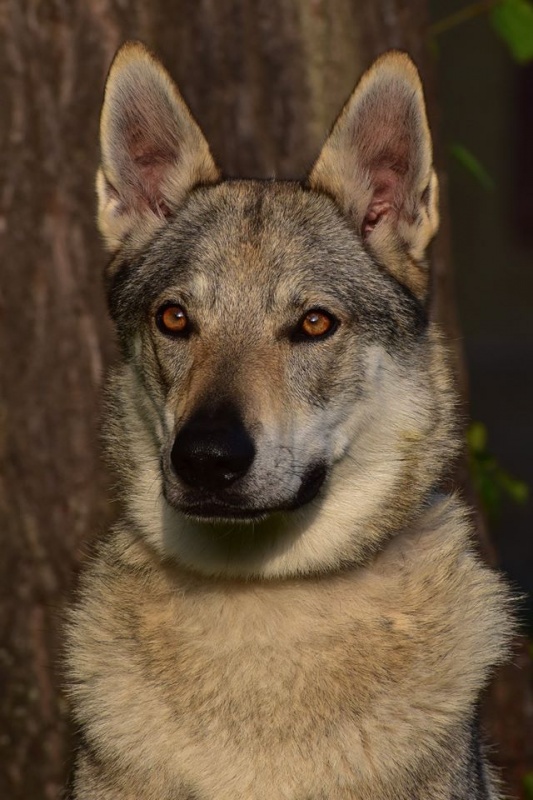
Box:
[0, 1, 531, 798]
[431, 0, 533, 623]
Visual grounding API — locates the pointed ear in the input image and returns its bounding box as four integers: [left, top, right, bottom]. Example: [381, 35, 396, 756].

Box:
[308, 51, 439, 299]
[97, 41, 220, 252]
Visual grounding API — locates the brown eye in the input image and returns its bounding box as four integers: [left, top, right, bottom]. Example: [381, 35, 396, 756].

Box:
[294, 309, 338, 341]
[156, 303, 190, 337]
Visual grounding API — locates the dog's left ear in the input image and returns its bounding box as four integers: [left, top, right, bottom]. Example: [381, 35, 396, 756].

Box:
[97, 41, 220, 252]
[308, 51, 438, 299]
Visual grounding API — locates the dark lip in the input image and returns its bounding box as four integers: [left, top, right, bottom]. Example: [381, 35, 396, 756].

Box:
[178, 503, 272, 522]
[288, 462, 327, 509]
[169, 463, 328, 522]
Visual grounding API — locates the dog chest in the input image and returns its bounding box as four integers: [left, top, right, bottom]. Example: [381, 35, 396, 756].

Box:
[71, 564, 449, 798]
[69, 518, 509, 799]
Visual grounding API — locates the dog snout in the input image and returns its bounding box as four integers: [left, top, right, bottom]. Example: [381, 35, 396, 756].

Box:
[170, 404, 256, 492]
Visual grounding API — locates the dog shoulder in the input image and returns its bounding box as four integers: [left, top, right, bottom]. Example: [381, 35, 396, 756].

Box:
[381, 493, 515, 690]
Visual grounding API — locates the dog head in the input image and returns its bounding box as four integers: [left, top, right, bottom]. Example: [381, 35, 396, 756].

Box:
[99, 42, 458, 578]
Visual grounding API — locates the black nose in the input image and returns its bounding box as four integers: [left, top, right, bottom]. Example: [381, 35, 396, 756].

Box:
[170, 404, 256, 492]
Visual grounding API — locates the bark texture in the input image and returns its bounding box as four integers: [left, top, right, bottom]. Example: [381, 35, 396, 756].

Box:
[0, 1, 529, 798]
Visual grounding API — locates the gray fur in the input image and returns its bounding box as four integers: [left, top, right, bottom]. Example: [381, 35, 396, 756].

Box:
[66, 42, 513, 799]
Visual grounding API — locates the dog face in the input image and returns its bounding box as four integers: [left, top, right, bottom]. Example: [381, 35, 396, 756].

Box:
[99, 43, 458, 577]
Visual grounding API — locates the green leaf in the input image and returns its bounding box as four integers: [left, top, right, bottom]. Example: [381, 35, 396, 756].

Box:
[499, 471, 529, 504]
[491, 0, 533, 63]
[467, 421, 529, 520]
[524, 772, 533, 800]
[449, 144, 494, 191]
[467, 421, 488, 453]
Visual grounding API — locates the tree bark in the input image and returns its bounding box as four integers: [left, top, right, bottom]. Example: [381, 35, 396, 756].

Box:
[0, 1, 529, 798]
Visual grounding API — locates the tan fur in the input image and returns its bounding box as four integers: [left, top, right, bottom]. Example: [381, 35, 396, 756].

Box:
[66, 44, 513, 800]
[67, 497, 511, 799]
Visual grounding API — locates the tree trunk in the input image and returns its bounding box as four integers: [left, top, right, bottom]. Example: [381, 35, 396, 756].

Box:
[0, 2, 528, 798]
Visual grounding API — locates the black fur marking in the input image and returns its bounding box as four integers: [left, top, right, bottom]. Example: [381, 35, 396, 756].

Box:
[64, 724, 107, 799]
[450, 711, 491, 800]
[471, 712, 490, 799]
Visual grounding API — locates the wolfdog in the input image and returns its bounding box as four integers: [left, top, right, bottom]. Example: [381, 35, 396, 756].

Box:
[66, 41, 512, 799]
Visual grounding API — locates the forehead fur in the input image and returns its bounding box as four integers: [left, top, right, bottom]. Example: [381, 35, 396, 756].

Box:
[108, 180, 427, 349]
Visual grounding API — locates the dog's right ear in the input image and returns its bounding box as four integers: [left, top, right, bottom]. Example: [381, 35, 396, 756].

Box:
[97, 41, 220, 252]
[308, 52, 438, 300]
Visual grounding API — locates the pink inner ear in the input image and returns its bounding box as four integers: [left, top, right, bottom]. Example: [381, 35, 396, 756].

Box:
[124, 119, 178, 217]
[362, 166, 402, 237]
[132, 150, 175, 217]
